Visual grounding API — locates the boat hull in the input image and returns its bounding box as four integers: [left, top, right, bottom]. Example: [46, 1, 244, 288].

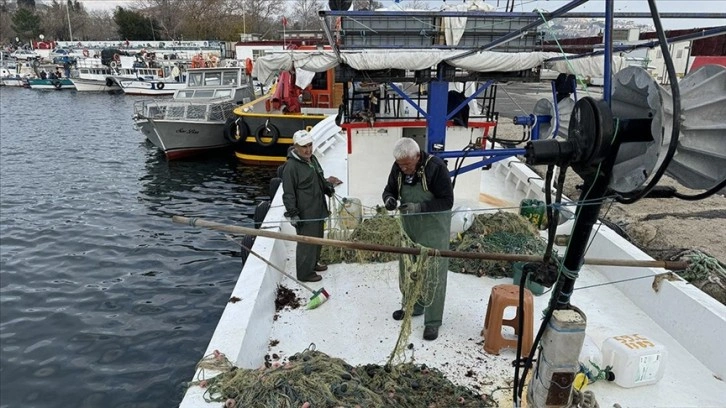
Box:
[233, 112, 328, 165]
[27, 78, 75, 90]
[118, 79, 184, 96]
[136, 119, 230, 160]
[70, 77, 121, 92]
[1, 76, 27, 87]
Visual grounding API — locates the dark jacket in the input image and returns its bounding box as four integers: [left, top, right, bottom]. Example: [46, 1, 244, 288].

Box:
[382, 150, 454, 213]
[282, 150, 334, 220]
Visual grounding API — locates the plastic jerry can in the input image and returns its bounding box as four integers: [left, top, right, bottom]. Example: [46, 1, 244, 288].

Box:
[601, 334, 667, 388]
[338, 197, 362, 229]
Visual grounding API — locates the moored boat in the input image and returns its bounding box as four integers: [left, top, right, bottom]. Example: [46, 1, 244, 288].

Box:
[132, 66, 257, 160]
[27, 77, 75, 90]
[230, 54, 340, 165]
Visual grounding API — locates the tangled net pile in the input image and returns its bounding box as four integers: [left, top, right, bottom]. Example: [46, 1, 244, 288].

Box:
[450, 211, 547, 278]
[193, 347, 496, 408]
[321, 214, 403, 264]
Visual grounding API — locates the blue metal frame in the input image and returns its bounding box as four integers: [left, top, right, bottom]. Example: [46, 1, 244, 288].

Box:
[603, 0, 614, 104]
[446, 148, 529, 177]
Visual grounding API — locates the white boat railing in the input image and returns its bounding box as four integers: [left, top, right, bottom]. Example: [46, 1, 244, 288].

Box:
[134, 99, 238, 122]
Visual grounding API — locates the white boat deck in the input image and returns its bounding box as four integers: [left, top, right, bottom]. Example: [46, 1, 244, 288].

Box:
[180, 129, 726, 407]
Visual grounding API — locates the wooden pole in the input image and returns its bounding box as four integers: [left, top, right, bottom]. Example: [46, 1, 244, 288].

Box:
[172, 216, 690, 270]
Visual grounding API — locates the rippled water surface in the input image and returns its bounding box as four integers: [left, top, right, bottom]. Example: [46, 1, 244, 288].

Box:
[0, 88, 276, 407]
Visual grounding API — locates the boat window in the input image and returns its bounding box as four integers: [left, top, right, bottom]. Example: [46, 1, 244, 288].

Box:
[186, 105, 207, 119]
[177, 90, 195, 98]
[222, 72, 237, 86]
[194, 90, 215, 98]
[215, 89, 232, 98]
[310, 71, 328, 91]
[204, 72, 221, 86]
[188, 73, 203, 86]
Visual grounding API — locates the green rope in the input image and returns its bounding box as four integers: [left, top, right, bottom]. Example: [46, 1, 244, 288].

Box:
[536, 9, 592, 97]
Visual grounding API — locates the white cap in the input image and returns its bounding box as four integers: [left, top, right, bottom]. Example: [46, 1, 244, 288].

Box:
[293, 130, 313, 146]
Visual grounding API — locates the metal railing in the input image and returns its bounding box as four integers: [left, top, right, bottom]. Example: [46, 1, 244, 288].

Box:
[134, 99, 238, 122]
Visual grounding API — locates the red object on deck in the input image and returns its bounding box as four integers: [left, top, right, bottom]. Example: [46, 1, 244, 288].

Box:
[689, 56, 726, 71]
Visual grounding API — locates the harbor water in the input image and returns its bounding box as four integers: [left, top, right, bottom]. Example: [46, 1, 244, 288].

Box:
[0, 88, 277, 407]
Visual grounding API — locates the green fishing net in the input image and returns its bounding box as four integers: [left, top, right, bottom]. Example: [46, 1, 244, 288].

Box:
[322, 210, 546, 279]
[192, 347, 496, 408]
[450, 211, 547, 278]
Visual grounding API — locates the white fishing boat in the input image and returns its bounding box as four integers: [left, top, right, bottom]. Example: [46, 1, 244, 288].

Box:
[175, 4, 726, 407]
[72, 52, 174, 93]
[117, 77, 186, 96]
[0, 66, 28, 87]
[132, 67, 256, 160]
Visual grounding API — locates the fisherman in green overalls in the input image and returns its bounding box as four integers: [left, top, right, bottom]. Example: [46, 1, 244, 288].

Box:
[282, 130, 342, 282]
[382, 138, 453, 340]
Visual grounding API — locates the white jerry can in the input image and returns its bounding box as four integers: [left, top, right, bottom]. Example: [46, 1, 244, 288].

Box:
[601, 334, 667, 388]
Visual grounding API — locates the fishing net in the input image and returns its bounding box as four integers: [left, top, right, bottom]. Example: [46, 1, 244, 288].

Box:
[196, 208, 545, 406]
[192, 346, 496, 408]
[320, 213, 403, 264]
[450, 211, 548, 278]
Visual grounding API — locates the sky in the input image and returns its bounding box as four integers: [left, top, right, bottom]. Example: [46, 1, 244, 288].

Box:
[66, 0, 725, 30]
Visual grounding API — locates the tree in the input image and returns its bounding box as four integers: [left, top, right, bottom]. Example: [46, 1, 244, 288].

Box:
[113, 7, 158, 40]
[17, 0, 34, 9]
[352, 0, 382, 10]
[226, 0, 285, 39]
[402, 0, 432, 10]
[11, 7, 41, 41]
[291, 0, 322, 30]
[83, 10, 119, 41]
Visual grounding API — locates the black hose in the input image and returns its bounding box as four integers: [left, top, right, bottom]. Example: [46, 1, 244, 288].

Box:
[673, 177, 726, 200]
[616, 0, 681, 205]
[512, 265, 529, 406]
[451, 144, 474, 189]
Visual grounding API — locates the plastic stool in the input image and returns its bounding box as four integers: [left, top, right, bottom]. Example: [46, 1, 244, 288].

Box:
[482, 284, 534, 355]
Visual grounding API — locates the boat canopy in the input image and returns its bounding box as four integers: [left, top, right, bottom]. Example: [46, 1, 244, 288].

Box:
[251, 49, 626, 85]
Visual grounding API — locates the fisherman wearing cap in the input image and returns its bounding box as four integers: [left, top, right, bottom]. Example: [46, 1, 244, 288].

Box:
[382, 137, 453, 341]
[282, 130, 342, 282]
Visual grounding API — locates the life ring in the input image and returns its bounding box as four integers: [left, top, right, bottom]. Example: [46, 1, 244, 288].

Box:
[254, 123, 280, 147]
[105, 77, 114, 87]
[113, 53, 121, 62]
[110, 61, 118, 69]
[52, 80, 62, 90]
[82, 48, 89, 57]
[156, 82, 165, 90]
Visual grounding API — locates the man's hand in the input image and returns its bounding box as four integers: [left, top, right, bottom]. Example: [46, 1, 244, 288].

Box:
[326, 176, 343, 186]
[288, 215, 301, 228]
[398, 202, 421, 214]
[384, 196, 398, 211]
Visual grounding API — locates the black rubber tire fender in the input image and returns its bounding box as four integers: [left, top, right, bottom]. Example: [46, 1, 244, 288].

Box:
[240, 234, 256, 265]
[254, 123, 280, 147]
[269, 177, 282, 199]
[53, 80, 62, 90]
[223, 118, 250, 146]
[157, 82, 165, 90]
[254, 201, 271, 229]
[105, 77, 114, 87]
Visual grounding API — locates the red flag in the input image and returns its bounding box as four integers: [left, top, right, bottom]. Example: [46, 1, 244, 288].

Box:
[282, 16, 288, 27]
